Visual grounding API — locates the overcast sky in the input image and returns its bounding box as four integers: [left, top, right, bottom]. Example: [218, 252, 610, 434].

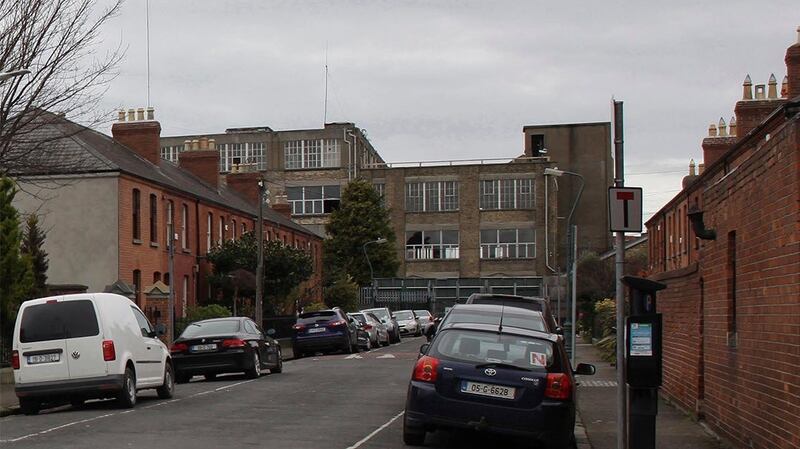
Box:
[95, 0, 798, 224]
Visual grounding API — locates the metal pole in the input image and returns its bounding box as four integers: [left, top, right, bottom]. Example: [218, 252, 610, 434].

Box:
[613, 100, 627, 449]
[255, 182, 264, 325]
[571, 224, 578, 367]
[167, 223, 175, 344]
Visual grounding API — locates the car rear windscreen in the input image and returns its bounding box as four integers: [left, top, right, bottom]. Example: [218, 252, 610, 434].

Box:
[445, 309, 546, 332]
[431, 329, 555, 371]
[394, 311, 414, 320]
[350, 313, 366, 324]
[20, 300, 99, 343]
[297, 311, 338, 324]
[181, 320, 241, 338]
[365, 309, 389, 321]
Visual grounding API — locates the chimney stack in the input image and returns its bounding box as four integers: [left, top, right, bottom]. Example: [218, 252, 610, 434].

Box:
[111, 107, 162, 165]
[178, 135, 220, 188]
[271, 194, 292, 219]
[785, 26, 800, 99]
[702, 116, 737, 167]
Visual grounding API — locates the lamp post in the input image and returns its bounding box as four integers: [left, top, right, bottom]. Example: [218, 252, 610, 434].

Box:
[0, 69, 30, 82]
[543, 167, 585, 367]
[255, 180, 268, 325]
[363, 237, 387, 305]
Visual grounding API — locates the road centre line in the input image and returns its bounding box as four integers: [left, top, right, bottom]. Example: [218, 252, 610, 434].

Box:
[215, 378, 256, 391]
[345, 410, 405, 449]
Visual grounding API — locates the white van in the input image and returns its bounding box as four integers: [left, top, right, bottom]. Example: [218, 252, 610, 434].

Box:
[12, 293, 174, 415]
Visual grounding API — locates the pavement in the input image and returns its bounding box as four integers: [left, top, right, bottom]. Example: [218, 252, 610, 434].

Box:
[575, 343, 724, 449]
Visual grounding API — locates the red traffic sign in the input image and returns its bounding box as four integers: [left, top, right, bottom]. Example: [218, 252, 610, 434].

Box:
[608, 187, 643, 232]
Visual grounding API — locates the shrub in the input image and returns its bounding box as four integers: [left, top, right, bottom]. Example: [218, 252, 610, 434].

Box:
[175, 304, 232, 336]
[323, 274, 359, 312]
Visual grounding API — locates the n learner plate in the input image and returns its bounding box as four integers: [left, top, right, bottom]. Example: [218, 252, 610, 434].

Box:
[461, 381, 516, 400]
[28, 353, 60, 364]
[190, 344, 217, 352]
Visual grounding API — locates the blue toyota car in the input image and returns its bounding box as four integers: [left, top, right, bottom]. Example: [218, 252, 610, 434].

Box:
[403, 319, 595, 448]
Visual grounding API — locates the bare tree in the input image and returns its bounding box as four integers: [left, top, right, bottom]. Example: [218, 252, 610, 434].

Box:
[0, 0, 123, 179]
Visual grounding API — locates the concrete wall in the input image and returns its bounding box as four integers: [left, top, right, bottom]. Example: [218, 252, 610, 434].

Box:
[523, 122, 612, 261]
[13, 174, 120, 293]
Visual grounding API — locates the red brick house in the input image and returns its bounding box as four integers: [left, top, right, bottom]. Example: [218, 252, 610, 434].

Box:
[645, 33, 799, 449]
[13, 108, 324, 334]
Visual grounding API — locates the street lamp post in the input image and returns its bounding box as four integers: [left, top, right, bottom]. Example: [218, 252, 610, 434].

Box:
[543, 167, 585, 367]
[363, 237, 387, 306]
[255, 180, 268, 325]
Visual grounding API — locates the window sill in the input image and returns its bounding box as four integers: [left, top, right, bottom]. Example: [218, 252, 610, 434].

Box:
[181, 248, 191, 254]
[150, 242, 159, 248]
[404, 210, 460, 214]
[132, 239, 142, 245]
[480, 257, 536, 261]
[284, 166, 341, 172]
[291, 213, 332, 218]
[405, 258, 460, 262]
[479, 208, 535, 212]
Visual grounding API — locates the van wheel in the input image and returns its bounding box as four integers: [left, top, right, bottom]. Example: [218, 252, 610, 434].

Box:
[20, 398, 40, 416]
[157, 364, 175, 399]
[117, 367, 137, 408]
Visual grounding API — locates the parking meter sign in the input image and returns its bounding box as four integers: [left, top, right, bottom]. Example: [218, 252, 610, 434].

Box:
[608, 187, 643, 232]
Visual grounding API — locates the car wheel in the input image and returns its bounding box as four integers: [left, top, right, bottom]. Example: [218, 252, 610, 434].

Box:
[272, 348, 283, 373]
[204, 373, 217, 381]
[364, 338, 372, 351]
[20, 398, 40, 416]
[292, 345, 303, 359]
[246, 351, 261, 379]
[116, 367, 137, 408]
[402, 419, 426, 446]
[157, 363, 175, 399]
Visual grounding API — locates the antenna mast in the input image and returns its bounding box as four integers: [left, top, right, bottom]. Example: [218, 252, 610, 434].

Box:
[323, 44, 328, 125]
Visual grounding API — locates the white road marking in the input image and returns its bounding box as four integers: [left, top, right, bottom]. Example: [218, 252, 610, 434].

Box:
[345, 410, 405, 449]
[376, 354, 395, 359]
[344, 354, 363, 359]
[0, 378, 259, 443]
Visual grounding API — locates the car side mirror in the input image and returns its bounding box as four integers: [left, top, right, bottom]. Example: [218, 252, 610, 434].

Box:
[419, 343, 430, 356]
[555, 326, 564, 335]
[574, 363, 596, 376]
[267, 328, 276, 336]
[155, 323, 166, 337]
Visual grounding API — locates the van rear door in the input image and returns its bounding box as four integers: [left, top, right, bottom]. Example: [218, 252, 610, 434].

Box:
[16, 299, 71, 384]
[62, 299, 107, 380]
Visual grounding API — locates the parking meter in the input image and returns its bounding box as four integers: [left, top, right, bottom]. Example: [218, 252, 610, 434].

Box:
[621, 276, 666, 449]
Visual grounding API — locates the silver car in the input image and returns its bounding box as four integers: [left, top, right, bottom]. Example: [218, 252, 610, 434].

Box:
[414, 309, 434, 334]
[349, 312, 390, 348]
[361, 307, 402, 343]
[392, 310, 421, 337]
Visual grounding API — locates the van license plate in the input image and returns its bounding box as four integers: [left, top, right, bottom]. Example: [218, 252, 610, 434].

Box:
[461, 381, 516, 399]
[27, 353, 60, 364]
[190, 344, 217, 352]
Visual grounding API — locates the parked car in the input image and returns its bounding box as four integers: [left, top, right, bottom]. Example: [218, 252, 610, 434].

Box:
[429, 304, 548, 342]
[362, 307, 402, 343]
[403, 321, 596, 447]
[393, 310, 422, 336]
[348, 313, 373, 351]
[465, 293, 561, 334]
[292, 308, 359, 357]
[349, 312, 390, 348]
[170, 317, 282, 383]
[12, 293, 174, 415]
[414, 310, 435, 335]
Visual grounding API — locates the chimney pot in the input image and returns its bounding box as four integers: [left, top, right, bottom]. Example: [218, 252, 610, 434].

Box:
[718, 117, 727, 136]
[708, 124, 717, 137]
[208, 138, 216, 150]
[754, 84, 766, 100]
[136, 108, 145, 121]
[199, 137, 209, 150]
[127, 108, 136, 121]
[768, 74, 778, 99]
[781, 75, 789, 97]
[729, 116, 737, 137]
[698, 163, 705, 175]
[191, 139, 200, 151]
[117, 109, 126, 121]
[184, 140, 192, 152]
[689, 159, 696, 176]
[146, 107, 155, 120]
[742, 74, 753, 100]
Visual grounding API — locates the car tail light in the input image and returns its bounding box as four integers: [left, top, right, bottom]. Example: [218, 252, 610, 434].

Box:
[11, 350, 19, 370]
[102, 340, 116, 361]
[222, 338, 246, 348]
[171, 342, 188, 353]
[328, 320, 346, 327]
[292, 324, 306, 331]
[363, 324, 373, 330]
[544, 373, 572, 400]
[412, 356, 439, 383]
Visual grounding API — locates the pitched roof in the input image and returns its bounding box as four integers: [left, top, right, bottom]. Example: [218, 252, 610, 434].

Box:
[14, 111, 316, 237]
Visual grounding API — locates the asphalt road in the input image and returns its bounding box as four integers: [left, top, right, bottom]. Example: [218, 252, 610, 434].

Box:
[0, 337, 551, 449]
